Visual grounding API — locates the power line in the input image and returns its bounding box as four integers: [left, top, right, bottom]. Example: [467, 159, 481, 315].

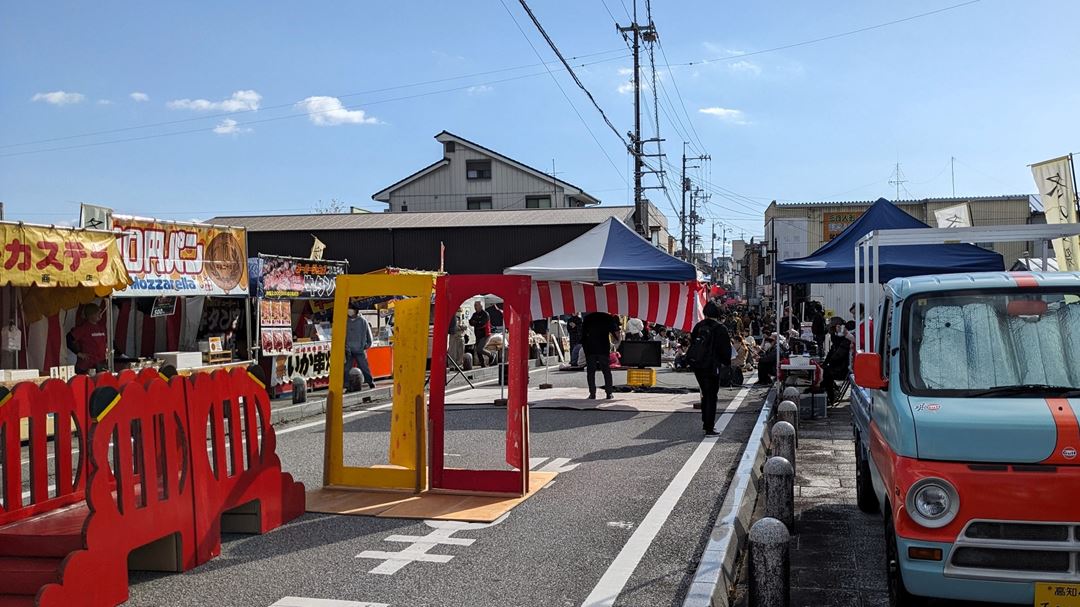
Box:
[514, 0, 630, 151]
[499, 0, 626, 181]
[654, 35, 706, 154]
[1, 49, 629, 151]
[668, 0, 982, 69]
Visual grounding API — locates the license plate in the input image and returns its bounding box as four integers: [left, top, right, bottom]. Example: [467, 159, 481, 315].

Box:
[1036, 582, 1080, 607]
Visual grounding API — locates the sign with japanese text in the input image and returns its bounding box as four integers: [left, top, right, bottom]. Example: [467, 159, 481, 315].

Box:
[1, 222, 130, 289]
[1031, 156, 1080, 272]
[270, 340, 333, 389]
[113, 216, 248, 297]
[249, 255, 347, 299]
[823, 211, 864, 241]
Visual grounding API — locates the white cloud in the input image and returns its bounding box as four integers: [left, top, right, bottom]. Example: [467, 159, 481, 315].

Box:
[728, 60, 762, 75]
[698, 106, 748, 125]
[31, 90, 85, 106]
[295, 96, 378, 126]
[617, 67, 633, 76]
[466, 85, 493, 95]
[130, 91, 149, 102]
[167, 89, 261, 112]
[97, 99, 113, 105]
[212, 118, 251, 135]
[616, 81, 635, 95]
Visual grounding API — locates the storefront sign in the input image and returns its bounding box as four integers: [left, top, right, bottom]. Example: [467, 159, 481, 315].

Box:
[1, 222, 129, 288]
[113, 216, 248, 297]
[259, 299, 291, 328]
[198, 298, 242, 338]
[270, 340, 332, 389]
[249, 256, 347, 299]
[150, 296, 177, 318]
[823, 212, 864, 241]
[260, 328, 293, 356]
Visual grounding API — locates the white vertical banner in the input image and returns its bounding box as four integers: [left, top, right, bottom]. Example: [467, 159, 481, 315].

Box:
[79, 203, 113, 230]
[933, 203, 972, 228]
[1031, 156, 1080, 271]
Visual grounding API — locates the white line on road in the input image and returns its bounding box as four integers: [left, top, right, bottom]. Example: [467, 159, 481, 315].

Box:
[270, 598, 388, 607]
[580, 383, 754, 607]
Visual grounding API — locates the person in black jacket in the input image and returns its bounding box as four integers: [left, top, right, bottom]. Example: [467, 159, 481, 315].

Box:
[688, 302, 732, 436]
[581, 312, 618, 399]
[469, 301, 491, 367]
[821, 318, 852, 403]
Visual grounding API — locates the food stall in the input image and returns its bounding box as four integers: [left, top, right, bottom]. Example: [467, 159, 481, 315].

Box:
[249, 254, 350, 397]
[111, 215, 252, 374]
[1, 220, 133, 386]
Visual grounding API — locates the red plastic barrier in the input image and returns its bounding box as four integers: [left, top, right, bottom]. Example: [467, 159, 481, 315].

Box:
[186, 366, 305, 564]
[0, 378, 88, 526]
[32, 378, 198, 607]
[428, 275, 532, 495]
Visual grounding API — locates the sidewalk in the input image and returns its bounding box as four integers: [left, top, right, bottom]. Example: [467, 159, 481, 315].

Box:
[789, 402, 888, 607]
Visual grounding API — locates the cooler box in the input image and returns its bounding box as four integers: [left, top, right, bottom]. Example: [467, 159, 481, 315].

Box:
[626, 368, 657, 387]
[799, 392, 827, 420]
[156, 351, 203, 370]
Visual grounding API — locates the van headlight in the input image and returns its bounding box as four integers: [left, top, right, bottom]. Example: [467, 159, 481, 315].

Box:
[906, 478, 959, 528]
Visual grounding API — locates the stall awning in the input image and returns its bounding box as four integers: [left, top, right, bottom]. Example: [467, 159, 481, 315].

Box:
[1, 222, 132, 321]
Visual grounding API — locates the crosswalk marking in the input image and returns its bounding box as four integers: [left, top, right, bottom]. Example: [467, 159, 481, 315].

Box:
[269, 598, 388, 607]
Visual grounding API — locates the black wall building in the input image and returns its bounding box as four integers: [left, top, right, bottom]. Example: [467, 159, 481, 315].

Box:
[212, 206, 637, 274]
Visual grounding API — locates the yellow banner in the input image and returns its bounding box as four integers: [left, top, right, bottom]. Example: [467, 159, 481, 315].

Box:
[1, 223, 130, 289]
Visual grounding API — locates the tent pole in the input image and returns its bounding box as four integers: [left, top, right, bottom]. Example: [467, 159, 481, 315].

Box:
[872, 233, 880, 349]
[106, 295, 115, 373]
[854, 242, 861, 351]
[245, 296, 254, 361]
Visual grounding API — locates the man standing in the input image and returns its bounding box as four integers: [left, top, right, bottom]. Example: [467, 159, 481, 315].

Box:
[67, 303, 108, 375]
[566, 314, 583, 367]
[688, 302, 732, 436]
[582, 311, 618, 399]
[469, 300, 491, 367]
[343, 306, 375, 391]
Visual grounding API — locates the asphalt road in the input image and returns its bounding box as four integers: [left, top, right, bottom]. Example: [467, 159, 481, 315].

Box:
[124, 368, 769, 607]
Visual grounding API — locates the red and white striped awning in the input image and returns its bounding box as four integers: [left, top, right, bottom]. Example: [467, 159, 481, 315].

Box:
[529, 280, 706, 332]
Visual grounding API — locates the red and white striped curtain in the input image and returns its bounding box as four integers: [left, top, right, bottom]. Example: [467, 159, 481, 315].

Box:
[529, 280, 706, 332]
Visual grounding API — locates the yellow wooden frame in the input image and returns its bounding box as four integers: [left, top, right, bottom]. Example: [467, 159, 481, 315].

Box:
[323, 274, 435, 492]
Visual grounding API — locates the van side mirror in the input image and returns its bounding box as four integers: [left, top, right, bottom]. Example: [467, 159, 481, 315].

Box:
[854, 352, 887, 390]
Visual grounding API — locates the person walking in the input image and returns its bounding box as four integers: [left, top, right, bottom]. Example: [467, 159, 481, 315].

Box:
[582, 311, 618, 399]
[687, 302, 732, 435]
[343, 306, 376, 391]
[469, 300, 491, 367]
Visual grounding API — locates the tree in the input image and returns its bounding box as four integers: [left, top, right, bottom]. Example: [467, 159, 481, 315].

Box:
[314, 198, 347, 214]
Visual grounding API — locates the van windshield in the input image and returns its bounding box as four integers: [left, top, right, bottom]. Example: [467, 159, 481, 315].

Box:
[906, 289, 1080, 396]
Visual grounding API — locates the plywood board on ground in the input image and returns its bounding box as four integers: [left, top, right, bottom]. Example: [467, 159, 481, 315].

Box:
[304, 471, 556, 523]
[444, 386, 698, 413]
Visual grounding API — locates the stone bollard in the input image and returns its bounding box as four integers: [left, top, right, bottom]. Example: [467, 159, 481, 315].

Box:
[291, 375, 307, 404]
[749, 517, 791, 607]
[347, 368, 364, 392]
[777, 400, 799, 448]
[764, 456, 795, 532]
[771, 421, 796, 478]
[782, 386, 800, 403]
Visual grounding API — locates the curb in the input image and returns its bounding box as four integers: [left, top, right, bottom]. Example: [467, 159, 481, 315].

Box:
[682, 386, 777, 607]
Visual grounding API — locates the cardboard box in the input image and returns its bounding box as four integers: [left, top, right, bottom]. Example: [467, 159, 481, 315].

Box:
[156, 351, 204, 370]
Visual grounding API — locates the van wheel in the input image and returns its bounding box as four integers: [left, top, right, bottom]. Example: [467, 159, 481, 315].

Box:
[855, 435, 879, 513]
[885, 509, 924, 607]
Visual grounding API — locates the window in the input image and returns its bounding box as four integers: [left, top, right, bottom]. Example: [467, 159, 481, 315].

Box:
[467, 197, 492, 210]
[401, 203, 408, 212]
[466, 159, 492, 180]
[444, 141, 455, 154]
[525, 195, 551, 209]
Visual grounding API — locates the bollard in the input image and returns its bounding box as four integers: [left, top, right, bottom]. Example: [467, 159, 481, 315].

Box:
[291, 375, 307, 404]
[764, 456, 795, 532]
[749, 517, 791, 607]
[782, 386, 800, 403]
[347, 368, 363, 392]
[777, 400, 799, 448]
[771, 421, 796, 478]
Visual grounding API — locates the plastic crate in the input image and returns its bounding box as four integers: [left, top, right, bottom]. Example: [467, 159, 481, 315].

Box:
[626, 367, 657, 387]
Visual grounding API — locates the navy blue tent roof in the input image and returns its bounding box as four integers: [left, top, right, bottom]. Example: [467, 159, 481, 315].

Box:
[775, 198, 1004, 284]
[505, 217, 696, 282]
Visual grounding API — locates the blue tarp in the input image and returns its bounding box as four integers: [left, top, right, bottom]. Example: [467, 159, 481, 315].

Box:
[505, 217, 696, 282]
[775, 198, 1004, 284]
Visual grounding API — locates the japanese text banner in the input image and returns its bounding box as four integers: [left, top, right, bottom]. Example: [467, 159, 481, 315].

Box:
[1031, 156, 1080, 272]
[1, 223, 130, 289]
[113, 216, 249, 297]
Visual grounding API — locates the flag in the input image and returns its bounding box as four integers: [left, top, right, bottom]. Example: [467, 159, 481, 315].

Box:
[1031, 155, 1080, 271]
[933, 203, 971, 228]
[439, 241, 445, 273]
[79, 203, 113, 230]
[310, 236, 326, 260]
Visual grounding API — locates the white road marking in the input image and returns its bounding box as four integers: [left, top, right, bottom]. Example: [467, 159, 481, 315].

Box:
[607, 521, 635, 530]
[536, 457, 578, 473]
[355, 516, 509, 575]
[270, 598, 388, 607]
[580, 384, 754, 607]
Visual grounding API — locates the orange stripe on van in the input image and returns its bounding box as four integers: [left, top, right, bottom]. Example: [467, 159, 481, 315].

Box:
[1042, 398, 1080, 464]
[1009, 272, 1038, 288]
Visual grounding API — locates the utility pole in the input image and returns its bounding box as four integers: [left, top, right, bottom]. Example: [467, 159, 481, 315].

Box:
[710, 222, 716, 283]
[679, 144, 709, 258]
[617, 1, 656, 237]
[552, 159, 558, 208]
[889, 162, 907, 201]
[950, 156, 956, 196]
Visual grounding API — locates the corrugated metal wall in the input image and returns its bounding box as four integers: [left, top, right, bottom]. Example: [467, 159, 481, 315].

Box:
[247, 223, 596, 275]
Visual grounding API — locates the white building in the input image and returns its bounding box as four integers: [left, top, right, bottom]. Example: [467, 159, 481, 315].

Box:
[373, 131, 601, 213]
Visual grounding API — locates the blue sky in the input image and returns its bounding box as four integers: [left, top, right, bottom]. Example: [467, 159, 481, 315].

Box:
[3, 0, 1080, 242]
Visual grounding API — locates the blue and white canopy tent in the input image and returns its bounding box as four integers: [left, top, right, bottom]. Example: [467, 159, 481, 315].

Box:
[504, 218, 705, 331]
